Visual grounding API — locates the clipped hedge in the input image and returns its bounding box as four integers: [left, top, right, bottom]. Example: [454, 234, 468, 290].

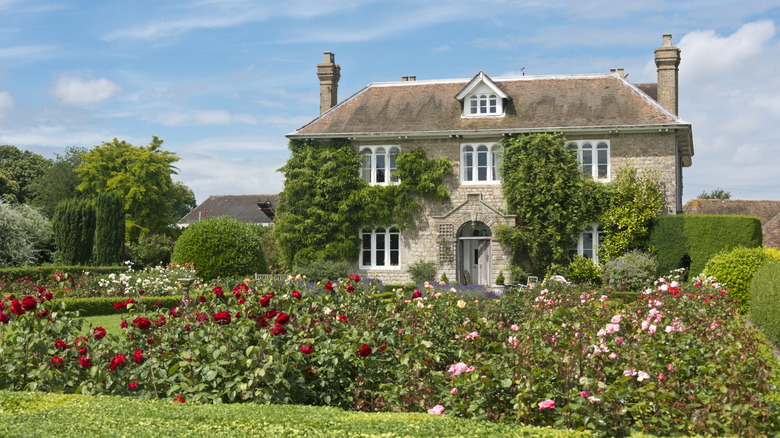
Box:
[649, 214, 762, 276]
[0, 265, 128, 283]
[750, 261, 780, 347]
[702, 246, 778, 312]
[59, 296, 181, 317]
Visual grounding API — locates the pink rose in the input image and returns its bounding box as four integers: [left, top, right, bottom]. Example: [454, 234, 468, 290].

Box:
[451, 388, 457, 395]
[611, 315, 622, 324]
[538, 399, 555, 410]
[427, 404, 445, 416]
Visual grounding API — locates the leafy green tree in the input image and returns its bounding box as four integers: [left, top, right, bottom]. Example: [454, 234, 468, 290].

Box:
[497, 133, 602, 275]
[52, 198, 95, 265]
[697, 188, 731, 199]
[597, 166, 664, 262]
[75, 137, 190, 239]
[93, 191, 125, 265]
[0, 201, 53, 267]
[168, 181, 197, 223]
[0, 145, 52, 203]
[30, 147, 86, 218]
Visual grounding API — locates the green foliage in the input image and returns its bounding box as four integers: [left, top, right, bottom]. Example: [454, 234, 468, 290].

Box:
[275, 139, 451, 268]
[0, 144, 52, 203]
[597, 167, 664, 263]
[30, 146, 86, 218]
[750, 261, 780, 347]
[93, 191, 125, 265]
[567, 255, 601, 285]
[127, 233, 175, 269]
[0, 201, 53, 267]
[75, 137, 193, 238]
[440, 272, 449, 283]
[702, 246, 778, 312]
[59, 296, 181, 317]
[602, 250, 658, 291]
[293, 259, 350, 283]
[495, 271, 505, 285]
[697, 188, 731, 199]
[498, 134, 602, 275]
[52, 198, 96, 265]
[406, 259, 438, 283]
[171, 216, 267, 281]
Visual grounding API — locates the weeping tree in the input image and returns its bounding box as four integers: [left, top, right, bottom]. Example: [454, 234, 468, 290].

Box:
[93, 191, 125, 265]
[52, 198, 95, 265]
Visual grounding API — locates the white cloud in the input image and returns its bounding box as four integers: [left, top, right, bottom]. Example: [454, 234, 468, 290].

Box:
[52, 73, 124, 106]
[0, 91, 13, 117]
[155, 109, 257, 126]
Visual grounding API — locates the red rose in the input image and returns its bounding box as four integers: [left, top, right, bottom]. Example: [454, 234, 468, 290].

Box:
[55, 339, 69, 350]
[337, 315, 347, 323]
[292, 291, 301, 300]
[276, 312, 290, 325]
[257, 317, 268, 328]
[51, 356, 64, 369]
[173, 395, 185, 403]
[264, 308, 278, 319]
[237, 298, 246, 305]
[36, 309, 49, 318]
[234, 311, 241, 319]
[129, 381, 139, 390]
[0, 312, 10, 324]
[74, 336, 87, 347]
[412, 290, 422, 299]
[125, 298, 136, 305]
[134, 349, 144, 364]
[213, 286, 225, 298]
[259, 294, 273, 307]
[78, 356, 92, 368]
[270, 323, 286, 336]
[347, 284, 354, 292]
[113, 301, 126, 310]
[120, 320, 127, 329]
[214, 311, 231, 325]
[79, 346, 87, 356]
[379, 345, 387, 351]
[147, 338, 154, 345]
[21, 296, 37, 311]
[93, 326, 106, 340]
[195, 313, 209, 323]
[349, 274, 360, 282]
[133, 317, 152, 330]
[300, 344, 313, 355]
[109, 353, 126, 371]
[358, 344, 372, 357]
[199, 295, 206, 303]
[43, 292, 54, 301]
[169, 307, 180, 317]
[10, 300, 24, 316]
[325, 281, 333, 291]
[154, 315, 166, 327]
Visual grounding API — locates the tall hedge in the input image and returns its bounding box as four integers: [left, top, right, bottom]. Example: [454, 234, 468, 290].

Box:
[750, 261, 780, 347]
[52, 198, 96, 265]
[649, 214, 763, 275]
[93, 191, 125, 265]
[171, 216, 267, 281]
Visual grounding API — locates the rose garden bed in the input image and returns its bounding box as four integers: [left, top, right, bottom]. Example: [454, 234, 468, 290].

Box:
[0, 274, 778, 437]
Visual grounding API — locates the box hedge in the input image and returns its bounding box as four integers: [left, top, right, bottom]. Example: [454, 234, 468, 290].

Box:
[59, 296, 181, 317]
[649, 214, 762, 276]
[750, 261, 780, 347]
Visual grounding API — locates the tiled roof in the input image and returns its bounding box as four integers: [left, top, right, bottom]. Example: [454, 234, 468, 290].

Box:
[290, 74, 687, 138]
[178, 194, 279, 225]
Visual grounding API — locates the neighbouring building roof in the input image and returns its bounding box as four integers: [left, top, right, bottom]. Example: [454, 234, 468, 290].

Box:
[178, 194, 279, 227]
[683, 199, 780, 249]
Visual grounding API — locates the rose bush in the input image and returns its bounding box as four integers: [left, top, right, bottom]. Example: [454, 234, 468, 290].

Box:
[0, 270, 777, 437]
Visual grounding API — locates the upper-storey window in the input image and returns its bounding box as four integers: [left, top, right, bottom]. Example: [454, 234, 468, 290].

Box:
[456, 72, 509, 118]
[461, 143, 501, 183]
[360, 146, 399, 184]
[468, 94, 499, 115]
[567, 140, 610, 181]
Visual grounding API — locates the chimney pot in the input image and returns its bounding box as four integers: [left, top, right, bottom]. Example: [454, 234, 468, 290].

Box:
[402, 76, 408, 81]
[663, 34, 672, 47]
[610, 68, 616, 74]
[617, 68, 624, 77]
[409, 75, 416, 81]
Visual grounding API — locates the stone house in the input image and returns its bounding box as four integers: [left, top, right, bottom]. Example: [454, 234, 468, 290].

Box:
[286, 35, 694, 286]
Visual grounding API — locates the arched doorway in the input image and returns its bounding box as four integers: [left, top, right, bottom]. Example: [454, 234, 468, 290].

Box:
[457, 221, 492, 286]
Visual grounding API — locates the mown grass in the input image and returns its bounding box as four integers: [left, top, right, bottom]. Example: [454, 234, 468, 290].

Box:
[82, 313, 124, 337]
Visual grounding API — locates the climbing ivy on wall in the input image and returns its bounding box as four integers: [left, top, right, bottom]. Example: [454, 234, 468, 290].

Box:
[274, 139, 451, 268]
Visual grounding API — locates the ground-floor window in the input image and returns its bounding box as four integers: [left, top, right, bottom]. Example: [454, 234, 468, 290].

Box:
[361, 227, 400, 268]
[569, 223, 604, 263]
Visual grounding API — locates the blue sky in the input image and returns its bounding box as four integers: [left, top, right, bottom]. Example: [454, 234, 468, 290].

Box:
[1, 0, 780, 205]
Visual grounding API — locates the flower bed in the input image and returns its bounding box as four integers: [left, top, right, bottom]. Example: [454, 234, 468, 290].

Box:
[0, 273, 777, 437]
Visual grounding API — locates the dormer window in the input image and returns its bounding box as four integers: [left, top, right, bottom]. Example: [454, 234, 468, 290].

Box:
[456, 72, 509, 118]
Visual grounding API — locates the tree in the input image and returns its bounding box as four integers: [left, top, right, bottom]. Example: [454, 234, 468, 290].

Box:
[697, 188, 731, 199]
[30, 147, 86, 218]
[75, 137, 190, 239]
[497, 133, 602, 275]
[597, 166, 664, 262]
[0, 145, 52, 203]
[0, 201, 53, 267]
[52, 198, 95, 265]
[93, 191, 125, 265]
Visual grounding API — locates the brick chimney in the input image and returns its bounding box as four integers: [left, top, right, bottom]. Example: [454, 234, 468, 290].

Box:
[654, 34, 681, 116]
[317, 52, 340, 115]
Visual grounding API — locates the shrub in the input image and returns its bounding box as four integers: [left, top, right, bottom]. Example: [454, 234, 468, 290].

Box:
[0, 201, 53, 267]
[406, 259, 437, 283]
[702, 246, 779, 312]
[750, 261, 780, 347]
[52, 198, 95, 265]
[567, 255, 601, 285]
[602, 250, 657, 291]
[440, 272, 449, 283]
[293, 259, 350, 283]
[495, 271, 505, 285]
[127, 234, 175, 269]
[171, 216, 267, 281]
[93, 191, 125, 265]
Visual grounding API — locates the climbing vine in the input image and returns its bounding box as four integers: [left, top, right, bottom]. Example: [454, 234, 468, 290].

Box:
[274, 139, 451, 268]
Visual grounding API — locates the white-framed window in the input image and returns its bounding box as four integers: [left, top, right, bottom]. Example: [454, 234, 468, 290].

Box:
[461, 143, 501, 183]
[467, 94, 499, 115]
[569, 223, 605, 264]
[360, 146, 399, 185]
[567, 140, 610, 181]
[361, 227, 400, 269]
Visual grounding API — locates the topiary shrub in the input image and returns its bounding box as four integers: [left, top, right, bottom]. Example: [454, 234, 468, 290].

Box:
[602, 250, 657, 292]
[171, 216, 267, 281]
[127, 233, 175, 269]
[293, 259, 349, 283]
[750, 261, 780, 347]
[406, 259, 437, 284]
[567, 255, 601, 285]
[495, 271, 505, 285]
[702, 246, 779, 312]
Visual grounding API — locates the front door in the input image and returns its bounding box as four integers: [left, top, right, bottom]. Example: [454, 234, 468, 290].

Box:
[457, 221, 492, 286]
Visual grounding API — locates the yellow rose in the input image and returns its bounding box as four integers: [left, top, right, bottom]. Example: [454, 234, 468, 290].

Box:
[457, 300, 466, 308]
